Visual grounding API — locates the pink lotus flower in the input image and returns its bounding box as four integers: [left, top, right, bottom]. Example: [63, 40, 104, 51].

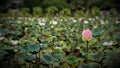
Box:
[82, 29, 92, 41]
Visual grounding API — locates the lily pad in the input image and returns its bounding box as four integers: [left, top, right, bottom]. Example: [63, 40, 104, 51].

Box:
[40, 53, 57, 64]
[66, 55, 78, 64]
[21, 54, 35, 62]
[24, 42, 40, 54]
[92, 29, 104, 36]
[89, 51, 104, 62]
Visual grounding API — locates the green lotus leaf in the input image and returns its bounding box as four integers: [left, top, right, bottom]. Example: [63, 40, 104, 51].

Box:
[103, 49, 120, 68]
[66, 55, 78, 64]
[54, 42, 62, 46]
[24, 42, 40, 53]
[47, 36, 57, 42]
[11, 31, 22, 36]
[11, 46, 22, 52]
[21, 54, 35, 62]
[77, 63, 100, 68]
[19, 48, 28, 54]
[77, 64, 91, 68]
[42, 49, 52, 54]
[103, 49, 120, 67]
[53, 49, 65, 55]
[92, 29, 104, 36]
[89, 51, 104, 62]
[53, 54, 64, 61]
[38, 37, 48, 43]
[53, 49, 65, 61]
[0, 50, 8, 61]
[89, 38, 97, 45]
[40, 53, 57, 64]
[40, 44, 48, 48]
[80, 47, 87, 56]
[53, 62, 60, 67]
[0, 28, 9, 35]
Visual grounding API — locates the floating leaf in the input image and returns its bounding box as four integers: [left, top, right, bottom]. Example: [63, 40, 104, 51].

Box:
[24, 42, 40, 54]
[89, 38, 97, 45]
[66, 55, 78, 64]
[40, 53, 57, 64]
[92, 29, 104, 36]
[0, 50, 8, 61]
[53, 49, 65, 61]
[77, 64, 91, 68]
[53, 62, 59, 67]
[47, 36, 57, 42]
[11, 31, 22, 36]
[102, 49, 120, 68]
[77, 63, 100, 68]
[89, 51, 104, 62]
[21, 54, 35, 62]
[54, 42, 62, 46]
[40, 44, 48, 48]
[38, 37, 48, 43]
[42, 49, 52, 54]
[0, 28, 9, 35]
[19, 48, 28, 54]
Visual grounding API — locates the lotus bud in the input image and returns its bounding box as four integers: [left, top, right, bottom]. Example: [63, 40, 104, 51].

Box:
[82, 29, 92, 41]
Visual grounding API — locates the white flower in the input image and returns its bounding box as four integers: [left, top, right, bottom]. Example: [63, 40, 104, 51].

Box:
[53, 21, 58, 25]
[37, 18, 41, 21]
[109, 41, 113, 45]
[103, 42, 108, 46]
[42, 18, 47, 23]
[51, 25, 54, 28]
[103, 42, 109, 46]
[95, 16, 99, 19]
[28, 17, 31, 20]
[0, 37, 5, 41]
[60, 19, 63, 21]
[73, 19, 77, 22]
[11, 40, 18, 45]
[105, 20, 109, 24]
[17, 21, 22, 24]
[18, 17, 24, 20]
[115, 21, 119, 23]
[103, 41, 113, 46]
[30, 18, 34, 21]
[84, 20, 89, 24]
[64, 19, 68, 21]
[78, 18, 82, 21]
[38, 22, 45, 26]
[93, 25, 97, 28]
[88, 18, 92, 21]
[50, 20, 58, 25]
[100, 20, 105, 24]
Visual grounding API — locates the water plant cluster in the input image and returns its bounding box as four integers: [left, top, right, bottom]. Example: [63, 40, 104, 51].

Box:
[0, 16, 120, 68]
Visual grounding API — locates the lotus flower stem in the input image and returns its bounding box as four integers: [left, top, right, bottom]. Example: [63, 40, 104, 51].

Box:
[49, 65, 54, 68]
[71, 64, 76, 68]
[86, 41, 89, 63]
[26, 63, 31, 68]
[29, 62, 31, 68]
[36, 53, 40, 68]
